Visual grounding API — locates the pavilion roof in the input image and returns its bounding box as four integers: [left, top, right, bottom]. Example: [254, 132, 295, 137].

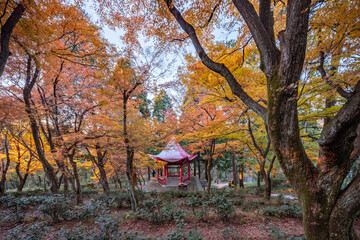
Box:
[149, 138, 197, 163]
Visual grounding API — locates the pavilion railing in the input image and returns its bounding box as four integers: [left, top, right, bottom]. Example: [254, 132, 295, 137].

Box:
[157, 176, 166, 185]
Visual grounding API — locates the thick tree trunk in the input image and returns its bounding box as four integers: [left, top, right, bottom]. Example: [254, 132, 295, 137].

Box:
[0, 4, 26, 77]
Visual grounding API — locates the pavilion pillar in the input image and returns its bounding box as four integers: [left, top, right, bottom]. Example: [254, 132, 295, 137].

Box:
[180, 164, 183, 182]
[163, 165, 166, 178]
[188, 162, 190, 179]
[157, 168, 159, 178]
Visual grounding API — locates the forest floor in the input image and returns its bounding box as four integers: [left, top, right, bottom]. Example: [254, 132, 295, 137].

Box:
[0, 188, 359, 240]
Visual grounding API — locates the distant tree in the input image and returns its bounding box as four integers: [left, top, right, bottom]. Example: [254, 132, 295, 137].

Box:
[152, 89, 173, 123]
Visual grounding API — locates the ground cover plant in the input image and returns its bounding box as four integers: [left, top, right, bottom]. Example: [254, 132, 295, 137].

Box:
[1, 187, 354, 239]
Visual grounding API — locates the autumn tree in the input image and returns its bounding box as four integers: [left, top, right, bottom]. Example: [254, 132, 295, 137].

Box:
[105, 57, 149, 211]
[1, 0, 112, 197]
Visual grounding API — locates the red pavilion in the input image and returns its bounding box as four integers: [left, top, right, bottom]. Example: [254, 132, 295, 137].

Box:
[150, 139, 197, 185]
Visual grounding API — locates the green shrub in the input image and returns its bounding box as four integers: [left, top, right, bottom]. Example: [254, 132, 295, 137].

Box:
[260, 203, 302, 217]
[37, 195, 73, 222]
[277, 194, 285, 204]
[53, 225, 88, 240]
[72, 200, 107, 220]
[278, 203, 302, 217]
[6, 196, 45, 222]
[184, 196, 202, 211]
[5, 222, 53, 240]
[221, 227, 243, 240]
[210, 194, 235, 221]
[54, 217, 149, 240]
[90, 216, 148, 239]
[97, 191, 132, 209]
[241, 199, 267, 212]
[261, 223, 304, 240]
[138, 199, 187, 225]
[164, 227, 203, 240]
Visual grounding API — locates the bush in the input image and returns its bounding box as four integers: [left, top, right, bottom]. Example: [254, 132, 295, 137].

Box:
[90, 216, 148, 239]
[260, 203, 302, 217]
[261, 223, 304, 240]
[6, 196, 45, 222]
[0, 195, 14, 207]
[233, 192, 245, 206]
[54, 217, 148, 240]
[53, 225, 88, 240]
[37, 195, 73, 222]
[221, 227, 243, 240]
[72, 200, 107, 220]
[184, 196, 202, 211]
[138, 199, 187, 225]
[278, 203, 302, 217]
[5, 222, 53, 240]
[97, 191, 131, 209]
[241, 199, 267, 212]
[210, 194, 235, 221]
[164, 227, 203, 240]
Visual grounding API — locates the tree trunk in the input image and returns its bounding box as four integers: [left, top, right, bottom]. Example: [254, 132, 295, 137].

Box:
[204, 160, 208, 181]
[0, 4, 26, 77]
[257, 171, 261, 188]
[0, 135, 11, 196]
[126, 148, 137, 211]
[23, 59, 59, 193]
[239, 165, 244, 188]
[123, 92, 138, 211]
[231, 150, 238, 187]
[63, 174, 69, 198]
[69, 157, 82, 204]
[262, 170, 271, 201]
[206, 158, 213, 194]
[198, 158, 201, 178]
[193, 159, 196, 177]
[97, 164, 110, 194]
[115, 174, 122, 190]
